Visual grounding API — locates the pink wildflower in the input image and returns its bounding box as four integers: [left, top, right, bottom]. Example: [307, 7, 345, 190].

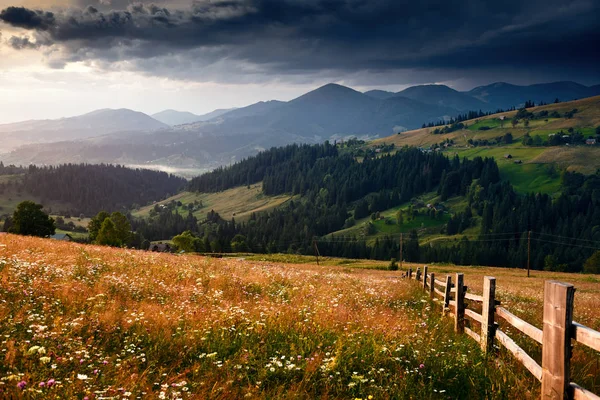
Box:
[17, 381, 27, 390]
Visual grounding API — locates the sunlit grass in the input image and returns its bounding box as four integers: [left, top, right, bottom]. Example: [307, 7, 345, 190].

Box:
[0, 235, 547, 398]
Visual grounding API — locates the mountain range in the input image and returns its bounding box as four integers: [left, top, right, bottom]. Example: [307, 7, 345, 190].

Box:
[151, 108, 235, 126]
[0, 108, 168, 153]
[1, 81, 599, 172]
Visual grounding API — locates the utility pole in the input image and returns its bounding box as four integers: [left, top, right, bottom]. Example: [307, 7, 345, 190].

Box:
[399, 232, 403, 270]
[527, 230, 531, 277]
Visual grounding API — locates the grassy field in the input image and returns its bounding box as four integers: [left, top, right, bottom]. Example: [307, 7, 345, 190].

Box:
[7, 236, 598, 398]
[132, 183, 292, 222]
[327, 193, 461, 244]
[371, 96, 600, 194]
[451, 146, 562, 194]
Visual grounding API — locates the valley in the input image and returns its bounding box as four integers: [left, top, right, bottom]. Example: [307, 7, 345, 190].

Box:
[0, 87, 599, 275]
[1, 1, 598, 398]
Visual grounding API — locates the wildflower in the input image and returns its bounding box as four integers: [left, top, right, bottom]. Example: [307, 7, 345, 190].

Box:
[39, 381, 46, 387]
[17, 381, 27, 390]
[419, 363, 425, 369]
[40, 356, 51, 364]
[77, 374, 88, 380]
[47, 379, 56, 387]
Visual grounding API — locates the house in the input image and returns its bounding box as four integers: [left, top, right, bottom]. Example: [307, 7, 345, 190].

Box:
[504, 154, 512, 159]
[514, 160, 523, 164]
[586, 138, 597, 145]
[50, 233, 72, 241]
[498, 116, 506, 121]
[150, 243, 172, 252]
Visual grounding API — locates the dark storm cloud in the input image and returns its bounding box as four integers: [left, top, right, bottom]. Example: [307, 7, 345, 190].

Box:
[1, 0, 599, 84]
[0, 6, 55, 30]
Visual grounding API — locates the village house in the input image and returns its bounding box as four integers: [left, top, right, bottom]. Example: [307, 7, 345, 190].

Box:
[586, 138, 597, 145]
[150, 243, 172, 252]
[50, 233, 72, 241]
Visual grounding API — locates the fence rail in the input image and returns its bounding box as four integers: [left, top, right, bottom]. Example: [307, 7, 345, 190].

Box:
[405, 266, 600, 400]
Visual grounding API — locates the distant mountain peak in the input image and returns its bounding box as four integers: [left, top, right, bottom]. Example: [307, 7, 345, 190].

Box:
[291, 83, 366, 104]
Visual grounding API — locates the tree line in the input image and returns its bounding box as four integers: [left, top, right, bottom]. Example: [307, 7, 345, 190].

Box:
[0, 164, 186, 216]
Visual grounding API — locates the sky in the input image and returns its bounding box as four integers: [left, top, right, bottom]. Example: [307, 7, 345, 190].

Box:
[0, 0, 599, 123]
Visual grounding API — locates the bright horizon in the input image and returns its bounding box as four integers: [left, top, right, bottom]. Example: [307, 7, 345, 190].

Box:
[0, 0, 599, 123]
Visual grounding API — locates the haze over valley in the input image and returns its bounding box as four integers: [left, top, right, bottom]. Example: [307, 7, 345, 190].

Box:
[2, 80, 599, 173]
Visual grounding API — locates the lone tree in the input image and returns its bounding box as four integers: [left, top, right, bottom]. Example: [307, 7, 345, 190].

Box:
[96, 218, 121, 247]
[10, 201, 55, 237]
[88, 211, 133, 247]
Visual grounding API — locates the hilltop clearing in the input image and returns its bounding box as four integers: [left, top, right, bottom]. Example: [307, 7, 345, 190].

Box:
[132, 183, 292, 222]
[372, 96, 600, 193]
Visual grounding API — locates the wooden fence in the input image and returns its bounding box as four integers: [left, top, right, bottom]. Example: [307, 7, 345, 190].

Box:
[405, 266, 600, 400]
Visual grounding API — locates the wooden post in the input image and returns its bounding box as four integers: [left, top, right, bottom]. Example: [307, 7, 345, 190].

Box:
[416, 267, 421, 282]
[408, 268, 412, 280]
[527, 230, 531, 278]
[541, 281, 575, 400]
[313, 240, 320, 266]
[480, 276, 496, 353]
[429, 272, 435, 298]
[399, 233, 403, 270]
[443, 275, 452, 315]
[423, 266, 428, 290]
[454, 273, 465, 334]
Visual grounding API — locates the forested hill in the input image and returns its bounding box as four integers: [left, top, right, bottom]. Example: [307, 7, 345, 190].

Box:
[184, 143, 600, 272]
[188, 143, 339, 193]
[0, 164, 186, 216]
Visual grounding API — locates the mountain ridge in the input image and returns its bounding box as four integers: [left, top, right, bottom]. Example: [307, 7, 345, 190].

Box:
[3, 81, 600, 173]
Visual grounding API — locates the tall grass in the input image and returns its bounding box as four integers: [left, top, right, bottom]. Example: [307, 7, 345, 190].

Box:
[0, 235, 542, 398]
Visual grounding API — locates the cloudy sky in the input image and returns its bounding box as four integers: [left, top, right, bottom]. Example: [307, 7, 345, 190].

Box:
[0, 0, 599, 123]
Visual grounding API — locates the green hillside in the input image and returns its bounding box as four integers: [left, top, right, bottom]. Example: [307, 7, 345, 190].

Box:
[132, 182, 293, 222]
[372, 95, 600, 194]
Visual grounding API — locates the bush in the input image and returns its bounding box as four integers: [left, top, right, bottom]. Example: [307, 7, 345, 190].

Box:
[388, 258, 398, 271]
[584, 251, 600, 274]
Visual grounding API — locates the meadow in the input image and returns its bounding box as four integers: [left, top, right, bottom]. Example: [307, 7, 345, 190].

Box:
[0, 235, 583, 398]
[132, 183, 293, 223]
[371, 95, 600, 194]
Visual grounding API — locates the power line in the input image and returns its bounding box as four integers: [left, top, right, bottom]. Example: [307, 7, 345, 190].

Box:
[535, 232, 600, 246]
[531, 237, 600, 251]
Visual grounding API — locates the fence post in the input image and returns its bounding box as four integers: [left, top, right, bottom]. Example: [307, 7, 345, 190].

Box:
[423, 266, 428, 290]
[454, 273, 465, 334]
[416, 267, 421, 282]
[480, 276, 496, 353]
[541, 281, 575, 400]
[429, 272, 435, 298]
[443, 275, 452, 315]
[408, 268, 412, 280]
